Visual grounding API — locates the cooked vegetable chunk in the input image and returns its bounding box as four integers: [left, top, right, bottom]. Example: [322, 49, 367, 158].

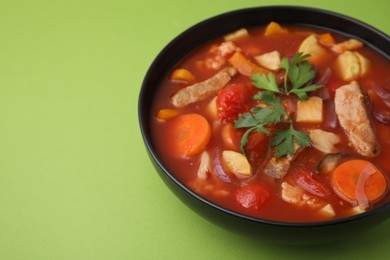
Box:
[298, 34, 326, 63]
[336, 51, 369, 81]
[296, 96, 323, 123]
[228, 52, 268, 76]
[224, 28, 249, 42]
[197, 151, 211, 180]
[334, 81, 379, 157]
[171, 67, 237, 107]
[170, 68, 195, 83]
[254, 50, 281, 71]
[222, 150, 252, 178]
[264, 21, 288, 36]
[319, 204, 336, 218]
[156, 108, 180, 121]
[309, 129, 341, 154]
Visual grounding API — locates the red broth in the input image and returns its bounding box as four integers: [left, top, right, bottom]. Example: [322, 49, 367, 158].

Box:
[150, 23, 390, 222]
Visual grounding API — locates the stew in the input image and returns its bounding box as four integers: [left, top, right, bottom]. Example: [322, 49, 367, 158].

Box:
[150, 22, 390, 222]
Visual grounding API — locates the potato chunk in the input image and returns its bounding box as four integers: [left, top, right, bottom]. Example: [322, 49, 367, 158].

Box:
[336, 51, 369, 81]
[224, 28, 248, 42]
[298, 34, 327, 63]
[296, 96, 323, 123]
[319, 204, 336, 218]
[309, 129, 341, 153]
[254, 50, 281, 71]
[222, 150, 252, 178]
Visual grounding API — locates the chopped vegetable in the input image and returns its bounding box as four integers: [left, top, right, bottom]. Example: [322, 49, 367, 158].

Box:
[222, 150, 252, 178]
[216, 83, 254, 123]
[319, 204, 336, 218]
[197, 151, 211, 180]
[316, 153, 350, 175]
[254, 50, 281, 71]
[170, 68, 196, 82]
[336, 51, 369, 81]
[221, 123, 240, 150]
[264, 21, 288, 36]
[281, 182, 305, 204]
[224, 28, 249, 42]
[228, 51, 268, 76]
[156, 108, 180, 121]
[298, 34, 327, 63]
[309, 129, 340, 154]
[170, 114, 212, 158]
[332, 160, 387, 208]
[296, 96, 323, 123]
[295, 170, 330, 198]
[206, 96, 218, 120]
[235, 183, 271, 210]
[316, 33, 336, 45]
[235, 91, 310, 157]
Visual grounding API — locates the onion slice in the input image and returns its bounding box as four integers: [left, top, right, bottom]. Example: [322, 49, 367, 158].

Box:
[211, 148, 233, 183]
[355, 166, 376, 210]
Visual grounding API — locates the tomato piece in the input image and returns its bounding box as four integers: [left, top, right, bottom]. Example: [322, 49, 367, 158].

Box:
[295, 170, 330, 198]
[216, 83, 254, 123]
[235, 183, 271, 210]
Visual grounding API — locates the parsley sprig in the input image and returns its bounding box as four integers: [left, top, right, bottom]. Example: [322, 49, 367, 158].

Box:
[235, 53, 321, 158]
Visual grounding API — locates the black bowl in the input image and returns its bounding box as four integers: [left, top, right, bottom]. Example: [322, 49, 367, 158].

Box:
[138, 6, 390, 245]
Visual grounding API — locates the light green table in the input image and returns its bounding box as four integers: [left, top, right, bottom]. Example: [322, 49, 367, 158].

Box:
[1, 0, 389, 259]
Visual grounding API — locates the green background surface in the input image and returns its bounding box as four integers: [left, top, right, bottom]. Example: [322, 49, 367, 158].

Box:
[1, 0, 389, 259]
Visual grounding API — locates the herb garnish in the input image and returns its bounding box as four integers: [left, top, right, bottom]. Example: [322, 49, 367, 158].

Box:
[235, 53, 321, 157]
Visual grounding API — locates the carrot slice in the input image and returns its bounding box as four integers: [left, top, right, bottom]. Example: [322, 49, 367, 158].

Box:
[170, 68, 196, 83]
[332, 160, 387, 204]
[228, 51, 268, 76]
[316, 33, 336, 45]
[170, 113, 211, 158]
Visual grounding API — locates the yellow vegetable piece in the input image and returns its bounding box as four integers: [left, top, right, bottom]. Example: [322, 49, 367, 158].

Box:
[228, 51, 268, 76]
[156, 108, 180, 121]
[222, 150, 252, 178]
[264, 21, 288, 36]
[296, 96, 323, 123]
[170, 68, 196, 83]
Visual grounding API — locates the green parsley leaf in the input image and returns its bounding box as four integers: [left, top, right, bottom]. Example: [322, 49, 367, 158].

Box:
[251, 73, 280, 93]
[235, 52, 320, 158]
[269, 125, 311, 157]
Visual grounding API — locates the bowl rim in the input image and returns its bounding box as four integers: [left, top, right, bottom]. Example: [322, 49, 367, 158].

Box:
[138, 5, 390, 228]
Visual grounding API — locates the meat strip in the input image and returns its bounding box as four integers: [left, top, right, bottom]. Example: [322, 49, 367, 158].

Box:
[171, 67, 237, 107]
[334, 81, 379, 157]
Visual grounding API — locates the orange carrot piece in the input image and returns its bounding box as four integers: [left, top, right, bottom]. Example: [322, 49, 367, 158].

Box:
[170, 68, 196, 83]
[264, 21, 288, 36]
[317, 33, 336, 45]
[156, 108, 180, 121]
[332, 160, 387, 202]
[221, 123, 240, 150]
[228, 51, 268, 76]
[170, 113, 211, 158]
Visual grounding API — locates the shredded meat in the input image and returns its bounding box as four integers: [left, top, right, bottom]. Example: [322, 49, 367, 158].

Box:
[171, 67, 237, 107]
[334, 81, 379, 157]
